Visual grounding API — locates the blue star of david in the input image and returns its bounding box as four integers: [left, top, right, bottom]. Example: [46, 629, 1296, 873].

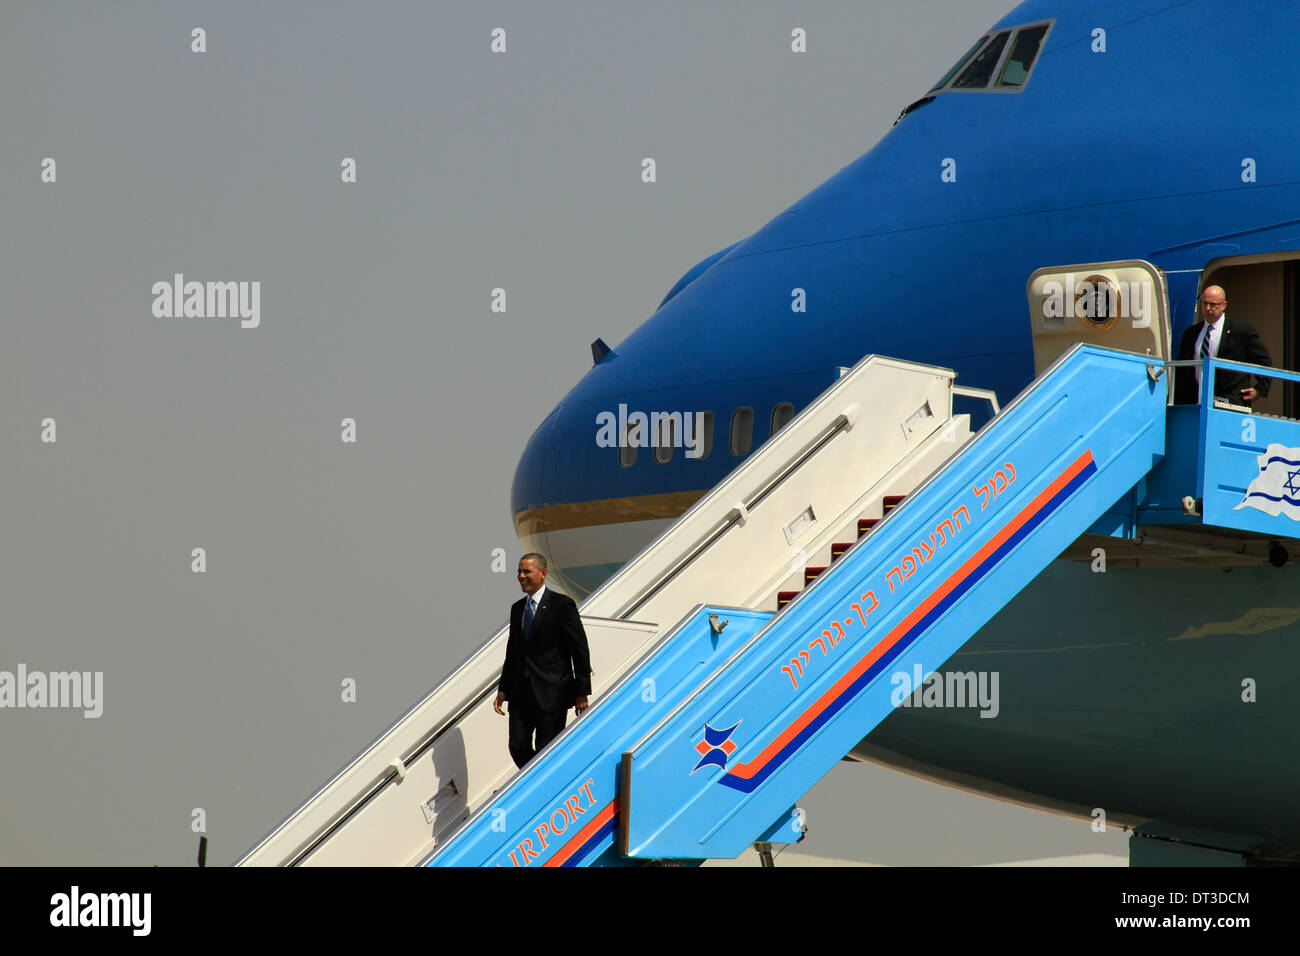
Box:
[1285, 469, 1300, 496]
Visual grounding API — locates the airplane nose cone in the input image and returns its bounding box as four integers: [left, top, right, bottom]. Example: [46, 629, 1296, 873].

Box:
[511, 408, 558, 559]
[509, 402, 616, 600]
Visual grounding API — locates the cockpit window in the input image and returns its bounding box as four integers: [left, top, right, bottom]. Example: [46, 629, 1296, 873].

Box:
[924, 21, 1052, 97]
[996, 24, 1049, 88]
[929, 35, 990, 92]
[952, 30, 1010, 88]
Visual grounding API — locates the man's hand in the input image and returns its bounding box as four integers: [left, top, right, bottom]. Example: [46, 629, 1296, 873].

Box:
[493, 691, 507, 716]
[1241, 387, 1259, 403]
[575, 695, 589, 715]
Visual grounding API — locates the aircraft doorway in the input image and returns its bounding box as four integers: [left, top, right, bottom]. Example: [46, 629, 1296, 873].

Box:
[1201, 254, 1300, 419]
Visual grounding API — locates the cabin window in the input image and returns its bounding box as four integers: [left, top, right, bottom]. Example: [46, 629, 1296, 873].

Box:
[770, 403, 794, 436]
[696, 411, 715, 460]
[996, 24, 1049, 88]
[618, 423, 637, 468]
[930, 36, 990, 92]
[730, 408, 753, 456]
[952, 30, 1010, 89]
[654, 416, 675, 464]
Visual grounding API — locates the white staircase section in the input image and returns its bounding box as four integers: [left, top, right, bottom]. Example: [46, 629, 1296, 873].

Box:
[237, 355, 976, 866]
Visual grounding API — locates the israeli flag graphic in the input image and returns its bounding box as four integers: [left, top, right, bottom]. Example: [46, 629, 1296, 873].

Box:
[1235, 443, 1300, 520]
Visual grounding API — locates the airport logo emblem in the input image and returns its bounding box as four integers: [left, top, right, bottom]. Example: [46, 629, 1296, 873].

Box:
[1235, 444, 1300, 521]
[692, 720, 741, 773]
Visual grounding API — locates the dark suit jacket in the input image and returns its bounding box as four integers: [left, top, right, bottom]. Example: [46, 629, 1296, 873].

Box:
[1174, 317, 1273, 405]
[497, 588, 592, 713]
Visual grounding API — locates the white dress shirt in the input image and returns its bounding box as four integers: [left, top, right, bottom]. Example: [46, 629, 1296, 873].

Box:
[526, 585, 546, 613]
[1194, 315, 1225, 388]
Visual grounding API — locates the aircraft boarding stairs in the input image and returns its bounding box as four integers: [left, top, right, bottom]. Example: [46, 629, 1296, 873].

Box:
[238, 353, 973, 865]
[242, 346, 1300, 866]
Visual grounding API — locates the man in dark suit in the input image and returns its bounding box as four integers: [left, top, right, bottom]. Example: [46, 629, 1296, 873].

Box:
[1174, 285, 1273, 406]
[493, 553, 591, 768]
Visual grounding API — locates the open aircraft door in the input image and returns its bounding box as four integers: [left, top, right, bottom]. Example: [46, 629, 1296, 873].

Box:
[1027, 259, 1172, 392]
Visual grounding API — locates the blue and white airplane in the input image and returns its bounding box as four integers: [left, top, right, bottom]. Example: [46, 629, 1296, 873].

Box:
[509, 0, 1300, 864]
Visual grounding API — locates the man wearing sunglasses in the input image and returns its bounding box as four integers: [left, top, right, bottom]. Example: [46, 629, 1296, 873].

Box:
[1174, 285, 1273, 407]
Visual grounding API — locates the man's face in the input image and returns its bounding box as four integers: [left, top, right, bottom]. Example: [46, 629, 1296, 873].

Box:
[517, 559, 547, 595]
[1200, 287, 1227, 324]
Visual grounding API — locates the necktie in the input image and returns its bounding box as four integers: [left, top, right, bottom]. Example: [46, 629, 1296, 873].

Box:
[1196, 324, 1213, 389]
[523, 596, 536, 637]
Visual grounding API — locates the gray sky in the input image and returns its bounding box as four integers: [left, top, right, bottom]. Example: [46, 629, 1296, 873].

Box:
[0, 0, 1127, 866]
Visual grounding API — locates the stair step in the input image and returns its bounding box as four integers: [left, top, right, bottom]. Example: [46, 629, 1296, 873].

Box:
[857, 517, 879, 537]
[882, 494, 906, 512]
[777, 590, 799, 609]
[804, 566, 827, 584]
[830, 542, 852, 560]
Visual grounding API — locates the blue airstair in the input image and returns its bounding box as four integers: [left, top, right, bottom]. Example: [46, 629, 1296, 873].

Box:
[425, 345, 1202, 865]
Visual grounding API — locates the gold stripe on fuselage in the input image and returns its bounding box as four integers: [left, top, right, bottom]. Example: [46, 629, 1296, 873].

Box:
[513, 489, 709, 537]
